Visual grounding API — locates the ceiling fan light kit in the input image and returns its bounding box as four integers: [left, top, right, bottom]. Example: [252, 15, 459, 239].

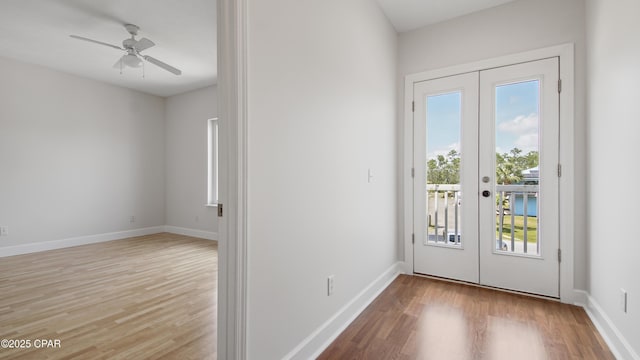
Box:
[123, 54, 142, 68]
[70, 23, 182, 76]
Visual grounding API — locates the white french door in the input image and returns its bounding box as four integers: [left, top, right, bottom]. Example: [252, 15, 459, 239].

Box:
[413, 58, 560, 297]
[413, 72, 479, 283]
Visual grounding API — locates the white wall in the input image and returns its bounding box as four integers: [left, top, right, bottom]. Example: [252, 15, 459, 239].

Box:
[0, 56, 165, 249]
[245, 0, 397, 357]
[165, 85, 219, 236]
[586, 0, 640, 355]
[397, 0, 589, 290]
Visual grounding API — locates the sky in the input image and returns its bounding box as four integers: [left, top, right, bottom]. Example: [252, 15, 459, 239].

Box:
[426, 80, 540, 159]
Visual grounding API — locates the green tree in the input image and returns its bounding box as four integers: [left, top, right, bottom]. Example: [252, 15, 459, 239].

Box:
[496, 152, 522, 185]
[427, 150, 460, 184]
[426, 148, 538, 185]
[523, 151, 539, 169]
[495, 148, 539, 185]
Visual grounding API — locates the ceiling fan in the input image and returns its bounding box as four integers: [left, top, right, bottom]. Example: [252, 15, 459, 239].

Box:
[70, 24, 182, 75]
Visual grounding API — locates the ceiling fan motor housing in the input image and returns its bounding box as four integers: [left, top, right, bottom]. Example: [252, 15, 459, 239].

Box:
[123, 38, 137, 49]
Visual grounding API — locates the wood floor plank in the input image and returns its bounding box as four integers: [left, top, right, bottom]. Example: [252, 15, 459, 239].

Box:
[319, 275, 615, 360]
[0, 233, 217, 359]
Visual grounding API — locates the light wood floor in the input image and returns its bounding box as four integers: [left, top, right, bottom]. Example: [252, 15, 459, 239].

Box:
[320, 275, 614, 360]
[0, 233, 217, 360]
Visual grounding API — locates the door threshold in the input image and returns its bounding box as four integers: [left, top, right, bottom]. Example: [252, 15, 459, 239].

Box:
[412, 272, 560, 302]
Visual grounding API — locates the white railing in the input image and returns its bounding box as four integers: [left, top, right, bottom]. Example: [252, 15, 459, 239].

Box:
[426, 184, 539, 254]
[426, 184, 462, 245]
[495, 184, 539, 254]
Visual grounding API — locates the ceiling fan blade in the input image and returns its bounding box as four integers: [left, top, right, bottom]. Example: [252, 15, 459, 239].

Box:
[113, 55, 125, 69]
[135, 38, 155, 52]
[70, 35, 123, 50]
[143, 55, 182, 75]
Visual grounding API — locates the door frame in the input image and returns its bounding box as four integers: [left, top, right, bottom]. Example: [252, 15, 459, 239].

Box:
[218, 0, 249, 358]
[402, 43, 576, 303]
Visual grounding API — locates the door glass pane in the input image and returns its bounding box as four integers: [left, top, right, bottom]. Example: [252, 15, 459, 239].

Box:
[494, 81, 540, 255]
[425, 92, 462, 246]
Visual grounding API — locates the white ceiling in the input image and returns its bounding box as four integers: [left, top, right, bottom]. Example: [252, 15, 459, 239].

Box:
[377, 0, 518, 33]
[0, 0, 216, 97]
[0, 1, 518, 97]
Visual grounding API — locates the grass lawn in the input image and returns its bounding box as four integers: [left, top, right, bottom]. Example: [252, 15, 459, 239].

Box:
[497, 214, 537, 244]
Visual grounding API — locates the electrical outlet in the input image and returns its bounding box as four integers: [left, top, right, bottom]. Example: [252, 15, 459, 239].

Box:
[621, 289, 628, 313]
[327, 275, 335, 296]
[129, 216, 135, 223]
[0, 226, 8, 236]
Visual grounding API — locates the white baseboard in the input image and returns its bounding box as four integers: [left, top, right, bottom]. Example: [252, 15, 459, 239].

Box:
[283, 262, 405, 360]
[399, 260, 412, 274]
[0, 226, 165, 258]
[164, 226, 218, 241]
[578, 290, 639, 360]
[0, 225, 218, 258]
[571, 289, 589, 307]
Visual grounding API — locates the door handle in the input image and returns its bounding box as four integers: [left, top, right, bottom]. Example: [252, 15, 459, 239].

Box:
[482, 190, 491, 197]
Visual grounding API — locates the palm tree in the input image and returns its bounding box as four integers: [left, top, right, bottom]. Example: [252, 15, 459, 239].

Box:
[496, 154, 522, 185]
